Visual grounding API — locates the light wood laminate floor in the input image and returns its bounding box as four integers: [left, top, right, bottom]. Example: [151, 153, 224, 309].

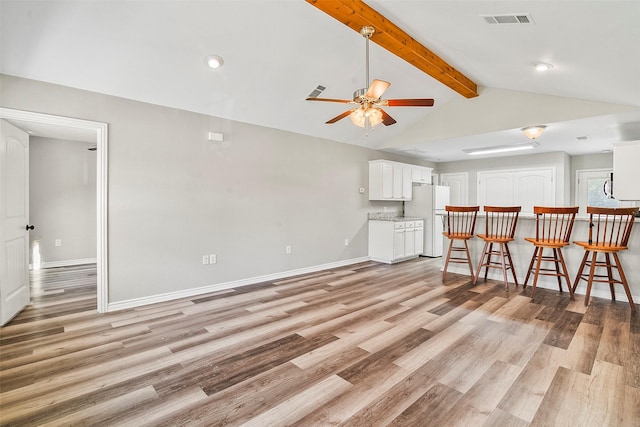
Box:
[1, 258, 639, 426]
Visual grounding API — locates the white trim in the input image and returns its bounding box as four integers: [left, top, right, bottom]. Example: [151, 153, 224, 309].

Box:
[0, 108, 109, 313]
[107, 256, 370, 312]
[39, 258, 97, 269]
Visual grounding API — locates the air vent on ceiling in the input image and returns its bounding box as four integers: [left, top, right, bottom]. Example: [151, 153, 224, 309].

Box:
[576, 136, 590, 142]
[481, 13, 533, 24]
[307, 84, 327, 99]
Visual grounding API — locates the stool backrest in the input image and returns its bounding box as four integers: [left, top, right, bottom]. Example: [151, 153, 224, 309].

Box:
[483, 206, 521, 239]
[445, 205, 479, 237]
[587, 206, 639, 248]
[533, 206, 579, 244]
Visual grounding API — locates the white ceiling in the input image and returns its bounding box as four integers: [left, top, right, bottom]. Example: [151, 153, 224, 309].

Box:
[1, 0, 639, 162]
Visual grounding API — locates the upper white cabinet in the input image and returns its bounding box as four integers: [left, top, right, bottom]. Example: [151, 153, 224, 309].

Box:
[369, 160, 432, 201]
[613, 141, 640, 201]
[477, 167, 555, 213]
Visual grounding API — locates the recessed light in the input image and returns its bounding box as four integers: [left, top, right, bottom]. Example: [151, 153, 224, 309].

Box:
[534, 62, 553, 72]
[205, 55, 224, 69]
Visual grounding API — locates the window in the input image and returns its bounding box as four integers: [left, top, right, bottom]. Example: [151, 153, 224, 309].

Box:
[575, 169, 619, 215]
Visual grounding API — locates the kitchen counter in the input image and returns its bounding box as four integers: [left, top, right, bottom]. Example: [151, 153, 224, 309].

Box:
[441, 215, 640, 305]
[368, 214, 425, 222]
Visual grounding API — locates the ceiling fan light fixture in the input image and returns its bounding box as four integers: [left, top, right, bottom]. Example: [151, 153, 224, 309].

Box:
[350, 106, 383, 128]
[521, 125, 546, 140]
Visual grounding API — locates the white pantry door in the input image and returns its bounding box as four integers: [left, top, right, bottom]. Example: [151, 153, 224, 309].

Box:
[0, 120, 30, 326]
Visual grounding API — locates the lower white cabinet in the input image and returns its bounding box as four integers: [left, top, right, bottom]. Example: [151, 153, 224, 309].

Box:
[369, 219, 424, 264]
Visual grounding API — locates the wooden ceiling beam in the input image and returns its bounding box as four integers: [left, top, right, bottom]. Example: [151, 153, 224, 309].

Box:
[305, 0, 479, 98]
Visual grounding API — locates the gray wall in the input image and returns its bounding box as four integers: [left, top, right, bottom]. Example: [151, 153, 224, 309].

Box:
[29, 137, 96, 265]
[1, 74, 426, 304]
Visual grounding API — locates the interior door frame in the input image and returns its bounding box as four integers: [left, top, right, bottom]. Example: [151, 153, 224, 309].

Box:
[0, 108, 108, 313]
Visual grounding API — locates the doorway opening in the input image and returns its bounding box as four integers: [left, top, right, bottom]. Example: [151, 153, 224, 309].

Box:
[0, 108, 108, 313]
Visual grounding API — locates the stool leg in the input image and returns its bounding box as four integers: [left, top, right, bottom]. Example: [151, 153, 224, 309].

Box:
[553, 248, 563, 292]
[464, 240, 474, 278]
[443, 239, 454, 281]
[504, 243, 519, 287]
[613, 252, 636, 312]
[605, 253, 615, 301]
[498, 243, 508, 289]
[557, 248, 575, 301]
[484, 243, 494, 281]
[584, 251, 598, 307]
[473, 241, 490, 286]
[572, 250, 590, 295]
[531, 246, 544, 299]
[523, 246, 539, 288]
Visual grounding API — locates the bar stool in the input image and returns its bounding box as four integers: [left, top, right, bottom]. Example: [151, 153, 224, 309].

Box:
[442, 205, 479, 281]
[473, 206, 521, 289]
[572, 206, 638, 311]
[523, 206, 579, 301]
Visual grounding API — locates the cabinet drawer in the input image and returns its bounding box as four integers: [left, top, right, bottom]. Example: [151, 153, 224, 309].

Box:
[394, 222, 405, 229]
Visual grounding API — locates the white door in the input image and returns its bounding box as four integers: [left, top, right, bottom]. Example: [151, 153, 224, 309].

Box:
[514, 168, 554, 213]
[1, 120, 31, 326]
[441, 172, 468, 206]
[478, 171, 514, 206]
[576, 169, 619, 215]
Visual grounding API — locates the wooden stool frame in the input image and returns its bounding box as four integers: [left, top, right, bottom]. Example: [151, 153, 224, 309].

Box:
[473, 206, 521, 289]
[442, 205, 479, 281]
[523, 206, 579, 301]
[572, 206, 638, 311]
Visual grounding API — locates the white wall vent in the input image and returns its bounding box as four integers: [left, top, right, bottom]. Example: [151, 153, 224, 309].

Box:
[481, 13, 534, 24]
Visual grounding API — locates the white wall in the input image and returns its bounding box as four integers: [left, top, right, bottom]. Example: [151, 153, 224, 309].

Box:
[29, 137, 96, 266]
[1, 74, 423, 305]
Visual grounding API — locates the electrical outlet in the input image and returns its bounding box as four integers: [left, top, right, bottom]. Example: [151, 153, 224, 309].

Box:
[209, 254, 217, 264]
[344, 238, 349, 246]
[55, 239, 62, 247]
[286, 245, 292, 254]
[202, 255, 209, 265]
[359, 187, 365, 194]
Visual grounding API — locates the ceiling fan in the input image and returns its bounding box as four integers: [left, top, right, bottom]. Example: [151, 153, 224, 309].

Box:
[306, 26, 435, 128]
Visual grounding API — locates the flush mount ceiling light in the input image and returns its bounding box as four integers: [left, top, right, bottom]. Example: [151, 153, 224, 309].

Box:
[205, 55, 224, 69]
[534, 62, 553, 72]
[463, 141, 539, 156]
[521, 125, 546, 140]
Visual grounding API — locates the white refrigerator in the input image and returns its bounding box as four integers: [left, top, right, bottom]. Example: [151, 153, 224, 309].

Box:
[404, 184, 450, 257]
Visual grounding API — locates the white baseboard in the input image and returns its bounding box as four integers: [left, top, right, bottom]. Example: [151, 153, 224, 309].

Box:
[444, 264, 640, 304]
[33, 258, 97, 269]
[107, 256, 371, 312]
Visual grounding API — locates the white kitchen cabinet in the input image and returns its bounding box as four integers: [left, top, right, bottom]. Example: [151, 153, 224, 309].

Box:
[412, 166, 433, 184]
[369, 219, 424, 264]
[613, 141, 640, 200]
[369, 160, 431, 201]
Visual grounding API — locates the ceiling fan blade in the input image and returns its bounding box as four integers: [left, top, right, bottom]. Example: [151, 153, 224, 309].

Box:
[326, 110, 352, 124]
[365, 79, 390, 100]
[380, 109, 397, 126]
[386, 98, 435, 107]
[306, 97, 353, 104]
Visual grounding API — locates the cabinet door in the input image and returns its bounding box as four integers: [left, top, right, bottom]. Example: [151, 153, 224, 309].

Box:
[478, 171, 514, 207]
[393, 228, 405, 259]
[381, 163, 393, 199]
[404, 225, 415, 256]
[414, 224, 424, 254]
[514, 169, 554, 213]
[392, 165, 403, 199]
[402, 166, 412, 199]
[613, 141, 640, 200]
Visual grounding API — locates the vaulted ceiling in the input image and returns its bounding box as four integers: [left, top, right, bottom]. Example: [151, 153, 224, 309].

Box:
[1, 0, 639, 162]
